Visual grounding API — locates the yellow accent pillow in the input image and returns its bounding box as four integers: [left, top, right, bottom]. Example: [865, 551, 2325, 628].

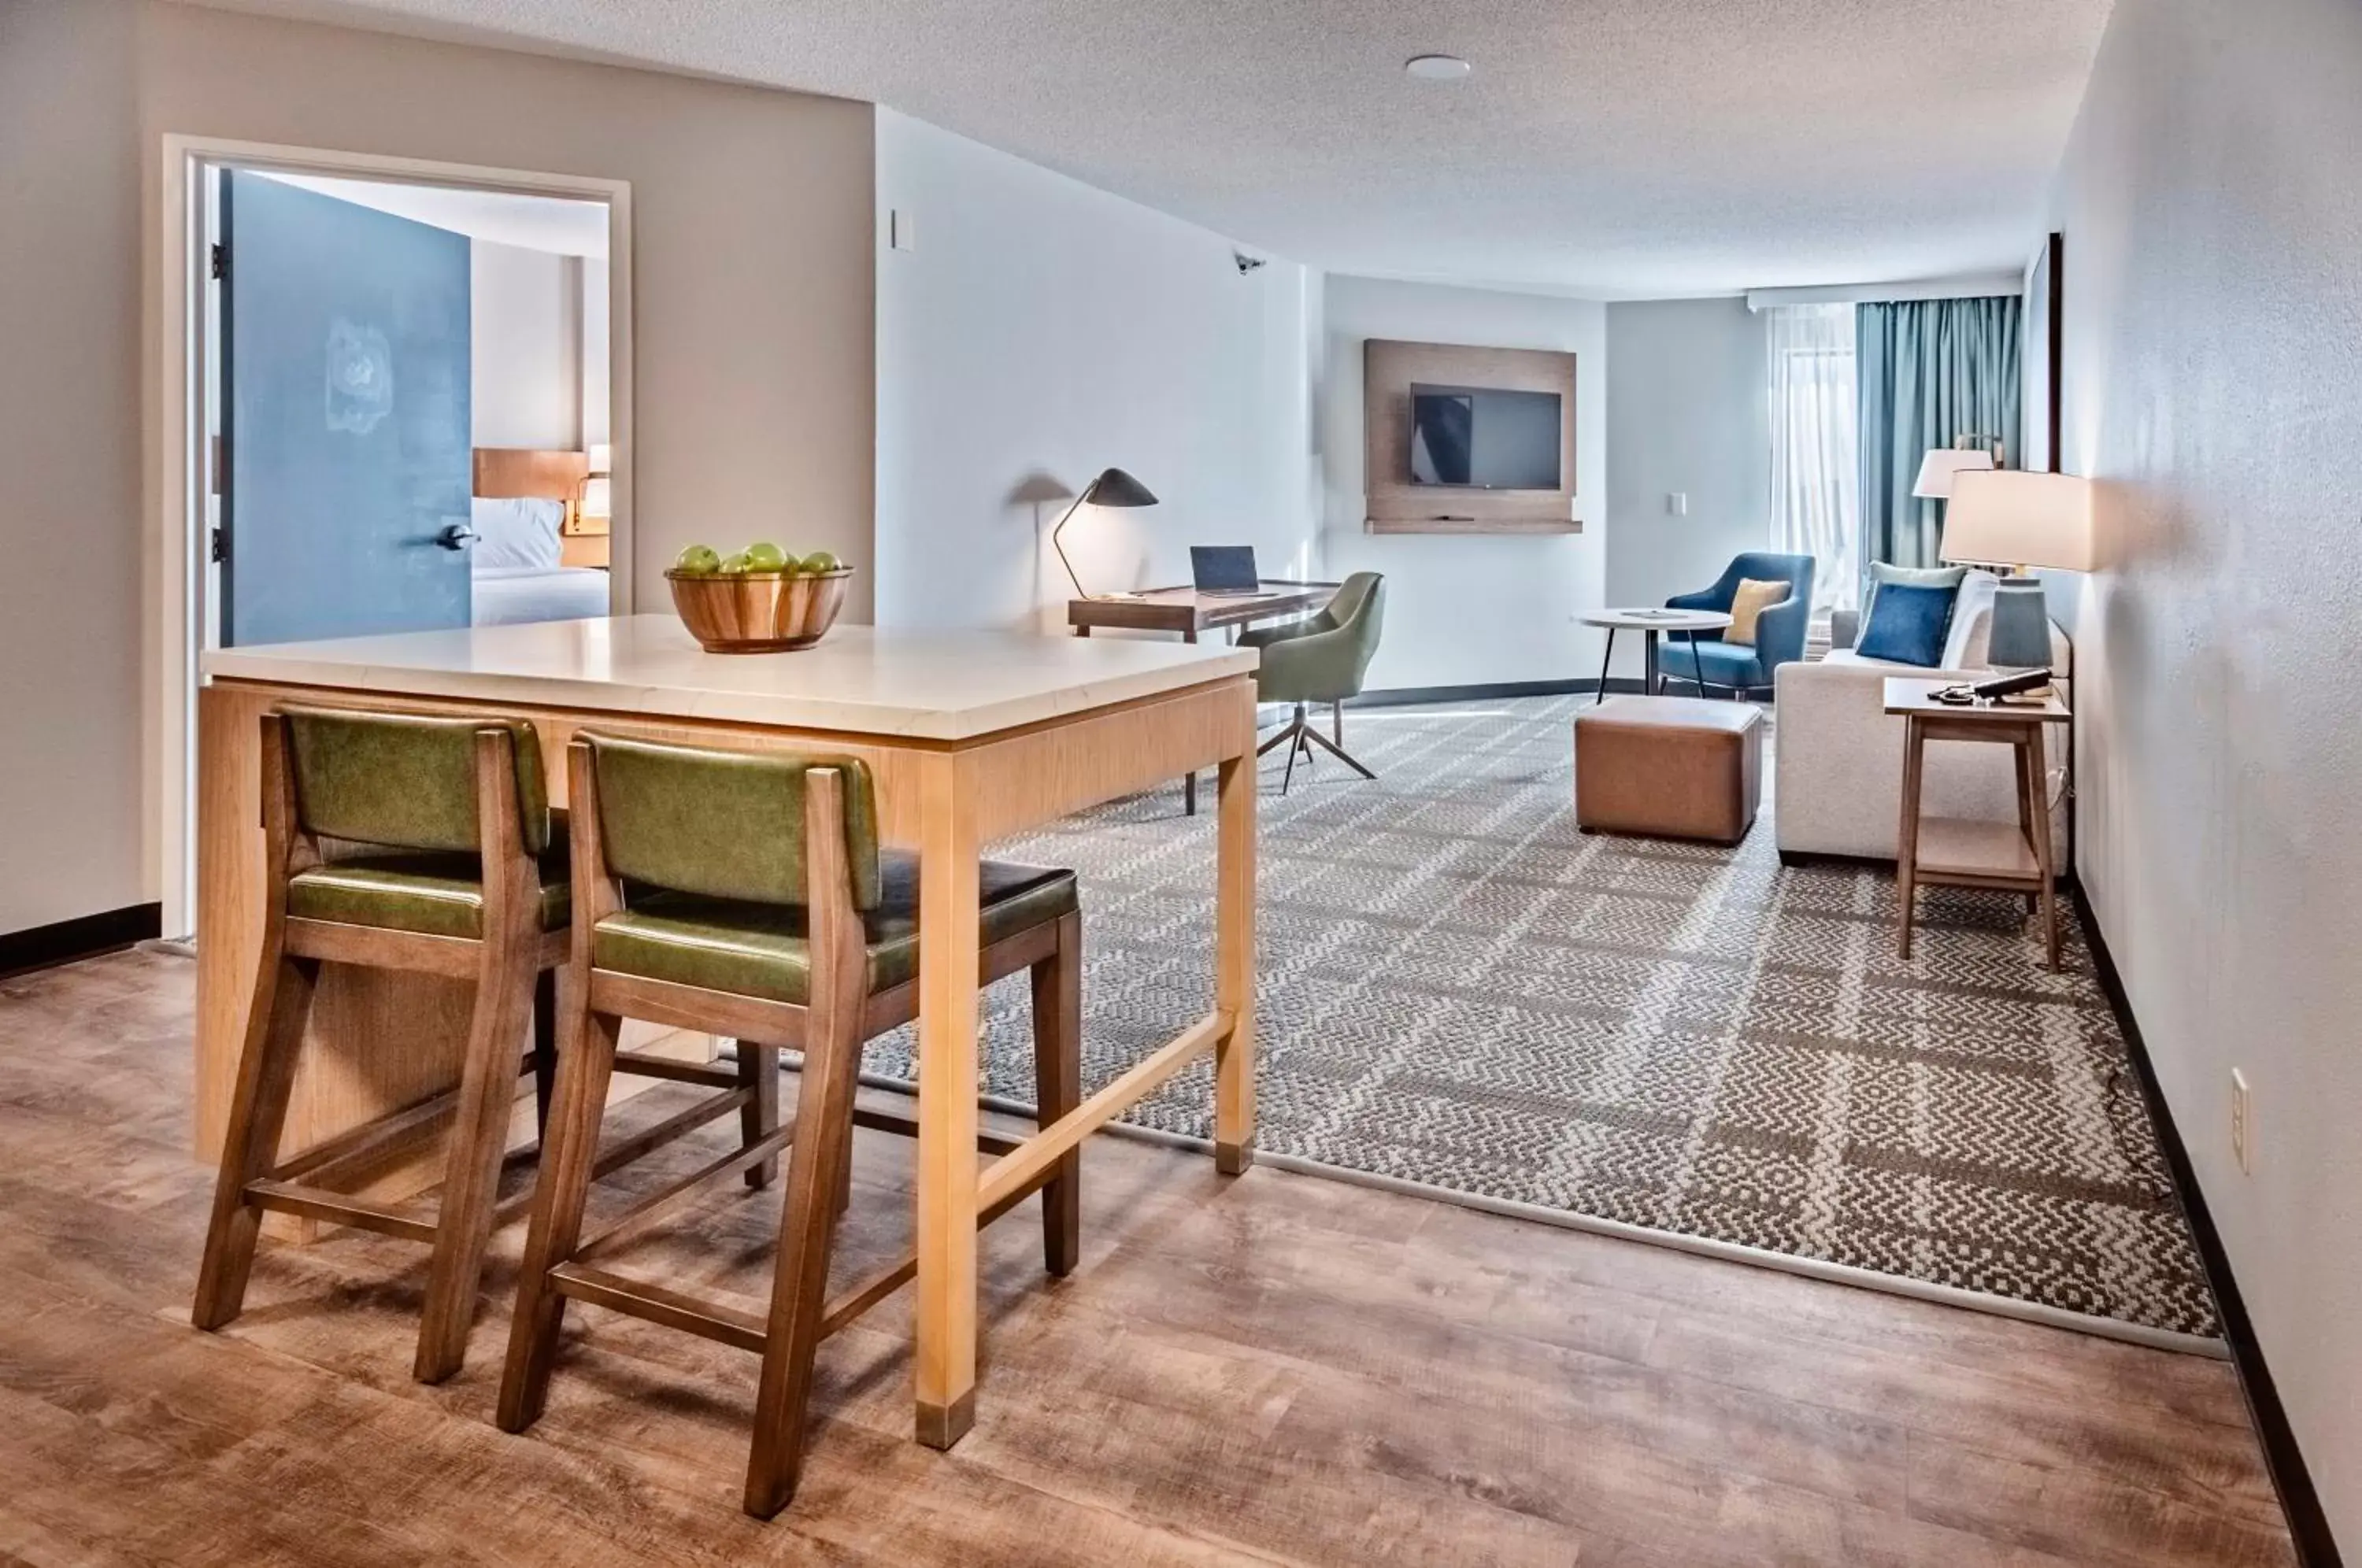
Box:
[1725, 578, 1790, 646]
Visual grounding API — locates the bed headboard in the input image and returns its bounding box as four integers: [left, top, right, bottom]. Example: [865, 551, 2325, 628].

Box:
[472, 447, 590, 503]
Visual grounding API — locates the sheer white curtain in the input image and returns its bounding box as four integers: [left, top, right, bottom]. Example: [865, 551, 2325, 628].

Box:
[1766, 304, 1860, 615]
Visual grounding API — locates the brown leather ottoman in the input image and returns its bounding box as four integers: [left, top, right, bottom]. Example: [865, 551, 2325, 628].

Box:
[1575, 696, 1762, 845]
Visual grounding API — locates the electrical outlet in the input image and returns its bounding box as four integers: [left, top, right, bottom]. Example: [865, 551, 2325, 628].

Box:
[2231, 1069, 2253, 1174]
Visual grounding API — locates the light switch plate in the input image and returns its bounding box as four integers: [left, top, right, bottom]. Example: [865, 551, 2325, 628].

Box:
[890, 208, 916, 252]
[1667, 492, 1688, 516]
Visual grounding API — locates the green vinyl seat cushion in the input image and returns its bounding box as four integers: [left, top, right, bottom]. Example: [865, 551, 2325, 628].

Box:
[591, 851, 1077, 1004]
[286, 837, 572, 941]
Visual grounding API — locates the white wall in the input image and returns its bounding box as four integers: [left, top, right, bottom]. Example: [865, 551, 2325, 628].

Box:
[2057, 0, 2362, 1545]
[1603, 297, 1768, 677]
[580, 257, 612, 448]
[0, 0, 145, 936]
[0, 0, 876, 938]
[873, 109, 1317, 631]
[470, 238, 583, 450]
[1319, 276, 1607, 691]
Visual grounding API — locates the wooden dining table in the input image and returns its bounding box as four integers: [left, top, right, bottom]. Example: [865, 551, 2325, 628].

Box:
[195, 615, 1261, 1449]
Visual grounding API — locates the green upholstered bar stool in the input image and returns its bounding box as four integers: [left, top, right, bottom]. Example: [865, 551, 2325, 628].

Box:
[1241, 571, 1386, 793]
[498, 734, 1084, 1520]
[191, 708, 767, 1385]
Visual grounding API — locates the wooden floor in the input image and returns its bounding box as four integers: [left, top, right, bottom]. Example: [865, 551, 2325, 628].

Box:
[0, 950, 2294, 1566]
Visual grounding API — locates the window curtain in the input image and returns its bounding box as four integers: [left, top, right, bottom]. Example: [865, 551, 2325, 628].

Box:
[1765, 304, 1859, 615]
[1856, 296, 2023, 575]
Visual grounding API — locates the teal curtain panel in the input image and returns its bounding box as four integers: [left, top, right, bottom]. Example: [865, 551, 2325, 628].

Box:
[1856, 296, 2023, 576]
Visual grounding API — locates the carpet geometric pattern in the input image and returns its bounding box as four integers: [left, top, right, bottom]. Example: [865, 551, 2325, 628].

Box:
[864, 695, 2218, 1339]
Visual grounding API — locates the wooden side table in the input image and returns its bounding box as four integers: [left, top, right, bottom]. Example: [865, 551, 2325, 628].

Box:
[1884, 679, 2071, 970]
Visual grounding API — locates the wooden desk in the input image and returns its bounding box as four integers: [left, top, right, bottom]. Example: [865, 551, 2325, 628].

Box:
[198, 617, 1261, 1450]
[1068, 580, 1335, 812]
[1885, 679, 2071, 969]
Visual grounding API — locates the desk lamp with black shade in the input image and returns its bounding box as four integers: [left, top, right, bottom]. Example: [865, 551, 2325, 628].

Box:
[1050, 467, 1159, 599]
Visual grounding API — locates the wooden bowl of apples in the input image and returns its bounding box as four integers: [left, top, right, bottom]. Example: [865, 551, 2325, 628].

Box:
[666, 543, 854, 653]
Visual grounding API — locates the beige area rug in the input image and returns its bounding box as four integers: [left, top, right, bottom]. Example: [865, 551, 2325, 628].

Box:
[864, 695, 2219, 1343]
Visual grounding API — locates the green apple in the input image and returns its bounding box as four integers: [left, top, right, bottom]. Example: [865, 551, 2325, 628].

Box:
[672, 544, 721, 575]
[742, 541, 789, 572]
[799, 550, 842, 574]
[718, 552, 752, 575]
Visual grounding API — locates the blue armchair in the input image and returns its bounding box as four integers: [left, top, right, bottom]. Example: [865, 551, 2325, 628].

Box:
[1663, 552, 1816, 697]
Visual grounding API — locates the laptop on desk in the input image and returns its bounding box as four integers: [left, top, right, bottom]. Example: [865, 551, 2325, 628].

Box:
[1190, 545, 1263, 597]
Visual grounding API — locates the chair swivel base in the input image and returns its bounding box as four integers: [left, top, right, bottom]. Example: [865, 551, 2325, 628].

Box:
[1256, 702, 1375, 794]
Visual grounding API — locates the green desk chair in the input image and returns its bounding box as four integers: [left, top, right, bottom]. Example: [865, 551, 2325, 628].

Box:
[1239, 571, 1386, 793]
[500, 734, 1083, 1518]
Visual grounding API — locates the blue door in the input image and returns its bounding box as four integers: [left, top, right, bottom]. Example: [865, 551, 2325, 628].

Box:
[220, 172, 472, 646]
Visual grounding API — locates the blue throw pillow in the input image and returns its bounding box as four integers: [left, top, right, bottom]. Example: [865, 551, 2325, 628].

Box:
[1861, 562, 1966, 627]
[1857, 582, 1957, 667]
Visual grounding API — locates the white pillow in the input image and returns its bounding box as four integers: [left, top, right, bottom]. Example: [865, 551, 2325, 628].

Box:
[1942, 569, 2000, 670]
[470, 497, 564, 570]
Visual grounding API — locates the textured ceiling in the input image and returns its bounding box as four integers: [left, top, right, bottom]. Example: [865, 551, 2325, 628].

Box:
[195, 0, 2112, 296]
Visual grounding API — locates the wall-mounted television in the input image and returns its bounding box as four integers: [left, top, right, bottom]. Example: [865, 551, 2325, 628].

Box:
[1408, 384, 1562, 490]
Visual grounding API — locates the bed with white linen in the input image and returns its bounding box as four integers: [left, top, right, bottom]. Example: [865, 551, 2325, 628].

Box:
[468, 450, 609, 627]
[471, 562, 612, 625]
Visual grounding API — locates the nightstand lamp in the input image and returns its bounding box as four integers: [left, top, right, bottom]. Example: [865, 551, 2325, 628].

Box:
[1942, 470, 2097, 670]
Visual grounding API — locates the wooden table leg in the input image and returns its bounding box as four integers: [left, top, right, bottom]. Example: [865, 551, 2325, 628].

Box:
[2014, 727, 2039, 915]
[1182, 628, 1200, 816]
[2024, 724, 2060, 971]
[1896, 715, 1925, 960]
[913, 749, 981, 1449]
[1214, 741, 1257, 1174]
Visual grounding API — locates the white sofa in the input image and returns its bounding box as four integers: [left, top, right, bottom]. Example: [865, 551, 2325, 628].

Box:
[1773, 571, 2071, 864]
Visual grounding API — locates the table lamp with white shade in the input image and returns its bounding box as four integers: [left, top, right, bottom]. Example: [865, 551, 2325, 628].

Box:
[1940, 470, 2097, 671]
[1912, 446, 1996, 502]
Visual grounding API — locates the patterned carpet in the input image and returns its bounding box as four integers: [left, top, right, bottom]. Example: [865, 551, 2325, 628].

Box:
[865, 695, 2218, 1340]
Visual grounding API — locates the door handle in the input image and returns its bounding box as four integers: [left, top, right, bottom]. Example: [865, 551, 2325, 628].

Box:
[435, 524, 478, 551]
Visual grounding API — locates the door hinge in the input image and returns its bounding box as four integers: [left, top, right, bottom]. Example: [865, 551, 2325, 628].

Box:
[209, 242, 226, 281]
[209, 526, 228, 564]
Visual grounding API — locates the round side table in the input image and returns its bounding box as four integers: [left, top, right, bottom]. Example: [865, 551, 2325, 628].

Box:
[1577, 608, 1734, 702]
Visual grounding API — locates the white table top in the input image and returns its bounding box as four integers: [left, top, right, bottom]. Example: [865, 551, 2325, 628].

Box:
[1579, 607, 1734, 631]
[203, 616, 1259, 741]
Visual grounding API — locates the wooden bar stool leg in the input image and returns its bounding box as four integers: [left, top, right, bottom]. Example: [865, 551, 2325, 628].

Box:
[415, 949, 540, 1383]
[741, 1041, 780, 1190]
[498, 998, 621, 1433]
[743, 1005, 861, 1518]
[1031, 910, 1082, 1278]
[191, 950, 320, 1330]
[531, 969, 559, 1137]
[745, 771, 868, 1518]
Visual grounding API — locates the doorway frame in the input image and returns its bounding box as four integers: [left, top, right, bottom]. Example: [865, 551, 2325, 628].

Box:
[153, 135, 635, 937]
